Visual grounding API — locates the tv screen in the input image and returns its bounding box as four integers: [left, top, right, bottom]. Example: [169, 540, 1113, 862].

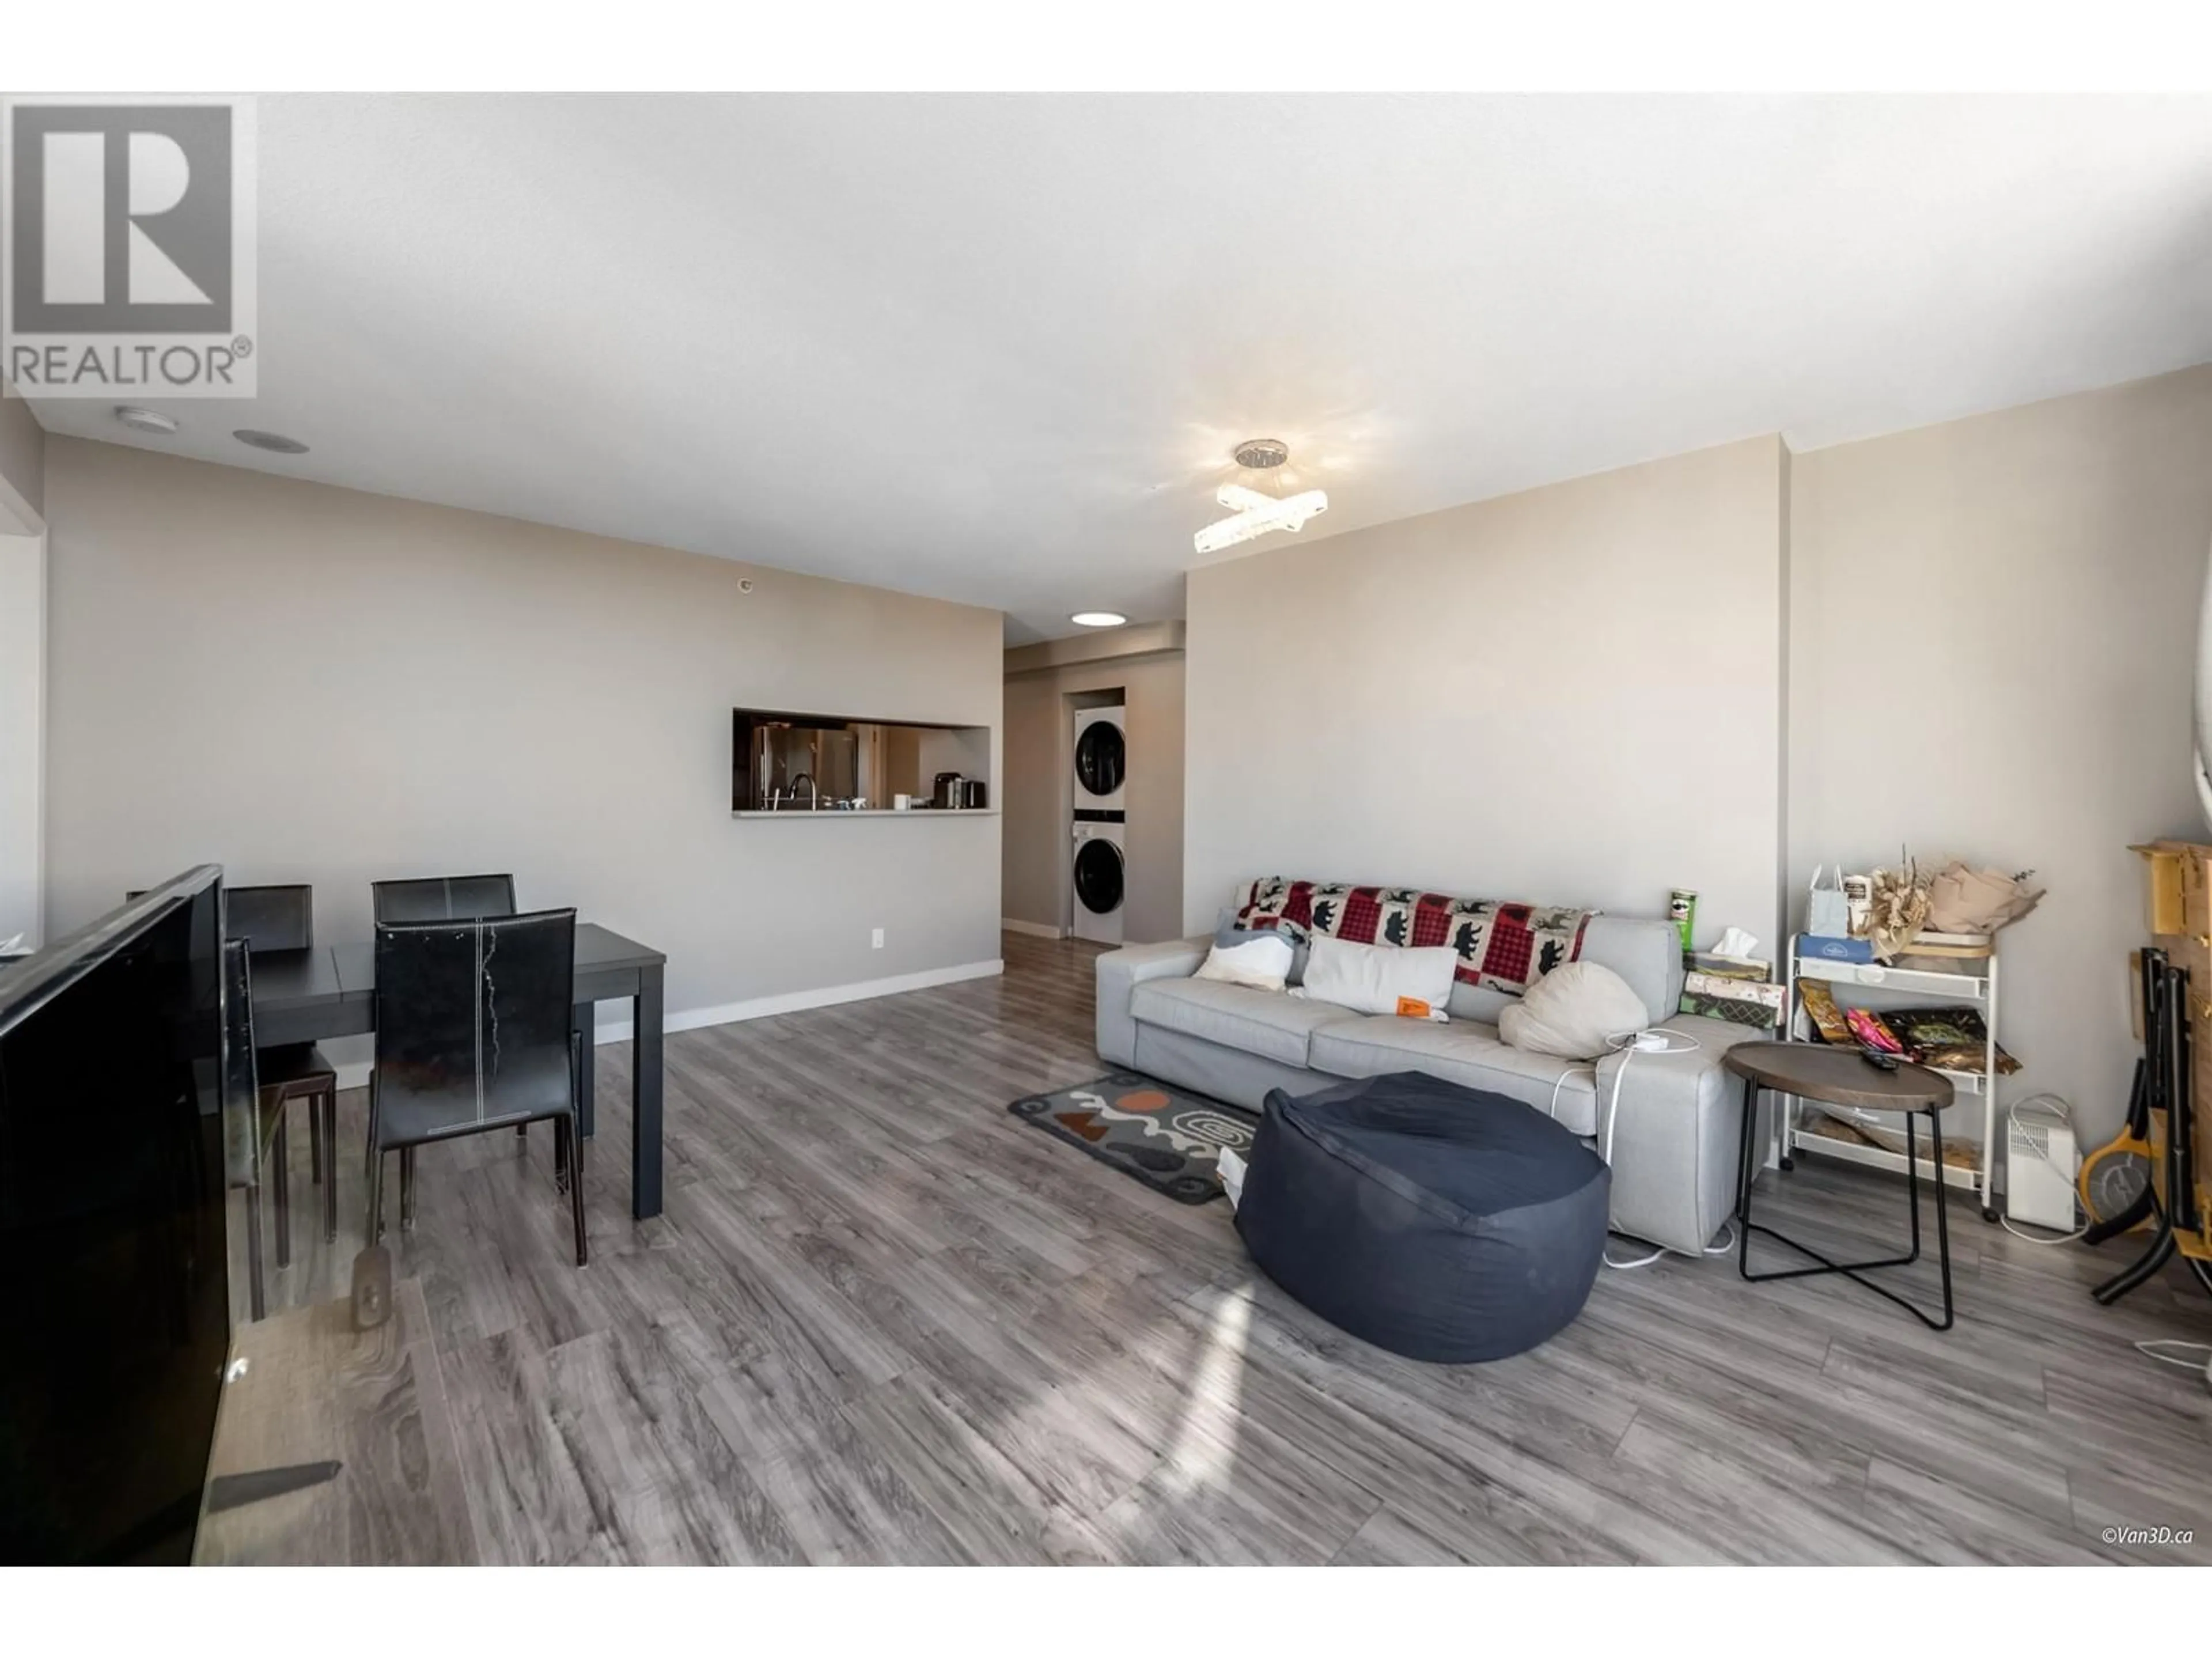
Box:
[0, 869, 231, 1564]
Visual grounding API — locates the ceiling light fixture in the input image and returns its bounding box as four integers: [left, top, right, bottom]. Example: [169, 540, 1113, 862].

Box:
[113, 406, 179, 436]
[1070, 611, 1127, 628]
[1194, 484, 1328, 555]
[1194, 440, 1328, 555]
[233, 429, 309, 454]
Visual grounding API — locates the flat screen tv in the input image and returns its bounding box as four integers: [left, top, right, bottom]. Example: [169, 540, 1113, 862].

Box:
[0, 867, 231, 1564]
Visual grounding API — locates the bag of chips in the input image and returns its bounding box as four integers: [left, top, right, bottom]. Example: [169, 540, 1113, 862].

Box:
[1844, 1007, 1907, 1054]
[1881, 1006, 2022, 1075]
[1797, 979, 1852, 1044]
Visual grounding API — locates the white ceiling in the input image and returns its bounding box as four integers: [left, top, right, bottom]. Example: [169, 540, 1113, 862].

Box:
[29, 94, 2212, 643]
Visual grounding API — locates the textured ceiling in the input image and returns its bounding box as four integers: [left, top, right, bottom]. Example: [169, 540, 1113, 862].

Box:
[28, 93, 2212, 642]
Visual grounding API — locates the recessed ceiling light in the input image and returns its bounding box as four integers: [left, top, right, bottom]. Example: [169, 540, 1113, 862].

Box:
[233, 429, 309, 455]
[1070, 612, 1127, 628]
[113, 406, 178, 436]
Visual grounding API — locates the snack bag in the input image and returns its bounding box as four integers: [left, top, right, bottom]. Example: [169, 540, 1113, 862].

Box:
[1883, 1006, 2023, 1075]
[1798, 979, 1852, 1044]
[1844, 1006, 1906, 1054]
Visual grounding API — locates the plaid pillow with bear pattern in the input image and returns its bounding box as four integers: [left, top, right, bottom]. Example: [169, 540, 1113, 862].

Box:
[1230, 877, 1593, 997]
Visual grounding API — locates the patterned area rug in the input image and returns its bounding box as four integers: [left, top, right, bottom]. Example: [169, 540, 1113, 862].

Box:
[1008, 1072, 1259, 1205]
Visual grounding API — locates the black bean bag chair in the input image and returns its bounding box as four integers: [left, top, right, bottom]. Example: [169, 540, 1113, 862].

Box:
[1234, 1071, 1609, 1362]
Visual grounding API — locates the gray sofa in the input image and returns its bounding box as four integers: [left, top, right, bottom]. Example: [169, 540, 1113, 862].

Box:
[1096, 899, 1761, 1257]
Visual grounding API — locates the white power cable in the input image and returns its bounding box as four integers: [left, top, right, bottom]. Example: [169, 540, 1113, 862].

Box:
[2135, 1340, 2212, 1396]
[1593, 1026, 1709, 1271]
[1546, 1063, 1594, 1125]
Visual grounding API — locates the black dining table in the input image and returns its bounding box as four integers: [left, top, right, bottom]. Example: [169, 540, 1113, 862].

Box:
[247, 922, 668, 1219]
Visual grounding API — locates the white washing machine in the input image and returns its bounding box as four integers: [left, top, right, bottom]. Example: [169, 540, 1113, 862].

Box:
[1071, 817, 1125, 944]
[1073, 707, 1126, 812]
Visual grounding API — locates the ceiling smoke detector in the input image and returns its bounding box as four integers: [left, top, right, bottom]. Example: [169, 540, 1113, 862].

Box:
[233, 429, 310, 455]
[113, 406, 179, 436]
[1233, 438, 1289, 469]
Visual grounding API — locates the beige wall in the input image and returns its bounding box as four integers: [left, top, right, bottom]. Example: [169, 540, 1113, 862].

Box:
[0, 389, 43, 527]
[1185, 437, 1787, 945]
[43, 438, 1005, 1034]
[1183, 366, 2212, 1150]
[0, 531, 42, 946]
[1003, 649, 1184, 942]
[1790, 365, 2212, 1143]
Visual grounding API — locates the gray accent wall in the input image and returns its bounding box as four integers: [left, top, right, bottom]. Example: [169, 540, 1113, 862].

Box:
[42, 437, 1004, 1024]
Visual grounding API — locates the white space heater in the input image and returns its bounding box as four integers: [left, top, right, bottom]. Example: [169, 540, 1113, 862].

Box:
[2006, 1101, 2080, 1233]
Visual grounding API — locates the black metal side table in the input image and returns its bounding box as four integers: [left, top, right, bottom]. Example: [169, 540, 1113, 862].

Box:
[1726, 1041, 1957, 1332]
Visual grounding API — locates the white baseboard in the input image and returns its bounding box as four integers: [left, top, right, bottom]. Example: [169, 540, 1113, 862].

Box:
[593, 957, 1004, 1044]
[1001, 917, 1065, 940]
[325, 957, 1006, 1087]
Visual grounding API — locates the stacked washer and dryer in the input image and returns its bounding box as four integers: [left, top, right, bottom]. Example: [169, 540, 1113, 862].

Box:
[1070, 706, 1126, 944]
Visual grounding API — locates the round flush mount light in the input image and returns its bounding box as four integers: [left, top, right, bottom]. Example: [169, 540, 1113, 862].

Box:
[1233, 438, 1289, 469]
[1070, 611, 1127, 628]
[113, 406, 179, 436]
[233, 429, 309, 455]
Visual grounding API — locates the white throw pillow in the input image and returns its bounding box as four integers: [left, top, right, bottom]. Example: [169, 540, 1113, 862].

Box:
[1297, 933, 1456, 1020]
[1192, 932, 1296, 992]
[1497, 960, 1649, 1059]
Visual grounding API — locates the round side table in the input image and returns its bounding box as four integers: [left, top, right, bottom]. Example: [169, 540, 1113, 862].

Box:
[1724, 1041, 1957, 1332]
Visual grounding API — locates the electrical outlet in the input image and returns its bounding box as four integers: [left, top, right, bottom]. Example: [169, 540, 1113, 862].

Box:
[871, 927, 884, 949]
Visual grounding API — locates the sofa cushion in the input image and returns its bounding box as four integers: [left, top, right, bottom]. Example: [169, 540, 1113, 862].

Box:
[1308, 1015, 1602, 1135]
[1498, 960, 1652, 1059]
[1130, 978, 1354, 1069]
[1577, 915, 1686, 1027]
[1298, 933, 1457, 1019]
[1217, 907, 1309, 984]
[1192, 933, 1295, 992]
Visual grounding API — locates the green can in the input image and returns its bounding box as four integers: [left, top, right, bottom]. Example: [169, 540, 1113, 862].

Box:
[1668, 888, 1698, 952]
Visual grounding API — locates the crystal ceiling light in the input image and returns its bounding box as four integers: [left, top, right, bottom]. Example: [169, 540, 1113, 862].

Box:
[1194, 483, 1329, 555]
[1194, 439, 1328, 555]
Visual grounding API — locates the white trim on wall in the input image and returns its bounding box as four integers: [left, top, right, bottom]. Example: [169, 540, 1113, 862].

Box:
[327, 956, 1007, 1089]
[1000, 917, 1065, 939]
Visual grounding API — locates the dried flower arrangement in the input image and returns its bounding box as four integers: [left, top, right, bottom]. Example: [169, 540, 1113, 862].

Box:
[1866, 854, 1933, 961]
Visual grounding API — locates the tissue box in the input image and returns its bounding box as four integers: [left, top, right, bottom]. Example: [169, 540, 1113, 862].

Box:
[1800, 934, 1876, 963]
[1680, 973, 1785, 1029]
[1686, 950, 1771, 982]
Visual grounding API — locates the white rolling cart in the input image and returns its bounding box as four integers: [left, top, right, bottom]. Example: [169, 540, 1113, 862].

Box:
[1782, 935, 2003, 1222]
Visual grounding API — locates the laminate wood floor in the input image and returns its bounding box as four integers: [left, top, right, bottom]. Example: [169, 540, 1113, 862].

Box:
[200, 934, 2212, 1565]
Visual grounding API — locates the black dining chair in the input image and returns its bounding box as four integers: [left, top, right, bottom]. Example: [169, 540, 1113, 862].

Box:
[145, 882, 341, 1244]
[370, 873, 518, 925]
[362, 908, 587, 1293]
[224, 939, 294, 1322]
[228, 884, 340, 1241]
[370, 873, 529, 1153]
